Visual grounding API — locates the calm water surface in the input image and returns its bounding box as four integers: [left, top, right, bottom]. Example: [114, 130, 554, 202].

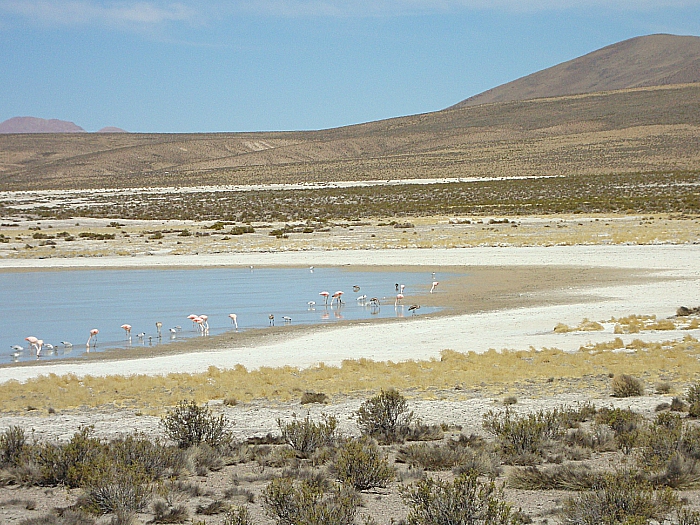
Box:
[1, 267, 440, 364]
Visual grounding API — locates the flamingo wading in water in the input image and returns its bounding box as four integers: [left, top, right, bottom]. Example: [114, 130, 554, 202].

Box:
[121, 324, 132, 338]
[229, 313, 238, 330]
[430, 281, 439, 293]
[319, 291, 330, 305]
[87, 329, 99, 347]
[331, 291, 344, 306]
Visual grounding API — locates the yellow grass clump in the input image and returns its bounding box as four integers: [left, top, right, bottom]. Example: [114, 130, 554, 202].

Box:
[1, 335, 699, 414]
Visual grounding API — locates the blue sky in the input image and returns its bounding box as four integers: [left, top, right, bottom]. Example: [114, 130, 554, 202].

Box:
[1, 1, 699, 133]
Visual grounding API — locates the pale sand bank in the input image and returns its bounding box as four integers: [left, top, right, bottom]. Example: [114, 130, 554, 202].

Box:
[1, 244, 698, 385]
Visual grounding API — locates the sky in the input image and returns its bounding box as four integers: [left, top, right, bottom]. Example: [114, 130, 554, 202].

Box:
[1, 1, 699, 133]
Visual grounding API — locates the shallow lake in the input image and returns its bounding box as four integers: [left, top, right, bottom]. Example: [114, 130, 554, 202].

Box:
[1, 266, 441, 364]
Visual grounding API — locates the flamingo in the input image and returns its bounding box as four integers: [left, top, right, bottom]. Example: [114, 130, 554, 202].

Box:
[35, 339, 44, 357]
[400, 284, 405, 294]
[187, 314, 198, 329]
[199, 315, 209, 331]
[430, 281, 439, 293]
[87, 329, 99, 347]
[25, 336, 39, 354]
[331, 290, 344, 306]
[395, 293, 404, 306]
[269, 314, 275, 326]
[229, 313, 238, 330]
[155, 321, 163, 335]
[408, 304, 421, 315]
[319, 291, 330, 305]
[121, 324, 132, 338]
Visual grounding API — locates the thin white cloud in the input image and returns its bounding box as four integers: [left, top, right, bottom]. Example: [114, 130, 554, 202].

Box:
[233, 0, 700, 16]
[0, 1, 196, 26]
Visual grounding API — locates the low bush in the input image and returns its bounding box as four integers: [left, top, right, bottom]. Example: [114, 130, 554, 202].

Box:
[356, 388, 413, 444]
[278, 414, 338, 458]
[611, 374, 644, 397]
[400, 470, 524, 525]
[222, 506, 254, 525]
[300, 392, 328, 404]
[508, 463, 600, 490]
[687, 382, 700, 417]
[331, 437, 394, 491]
[262, 477, 359, 525]
[560, 472, 680, 524]
[396, 443, 469, 471]
[160, 400, 232, 449]
[0, 426, 27, 468]
[482, 407, 562, 462]
[78, 466, 151, 516]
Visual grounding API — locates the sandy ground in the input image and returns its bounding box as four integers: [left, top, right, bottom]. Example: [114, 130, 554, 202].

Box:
[0, 243, 699, 384]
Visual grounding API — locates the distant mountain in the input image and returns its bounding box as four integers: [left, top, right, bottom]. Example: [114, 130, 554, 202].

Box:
[97, 127, 128, 133]
[451, 34, 700, 108]
[0, 116, 86, 134]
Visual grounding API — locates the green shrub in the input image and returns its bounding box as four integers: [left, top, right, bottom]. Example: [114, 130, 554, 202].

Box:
[356, 388, 413, 444]
[687, 383, 700, 417]
[0, 425, 27, 467]
[262, 477, 359, 525]
[278, 414, 338, 458]
[332, 437, 394, 491]
[611, 374, 644, 397]
[78, 466, 151, 516]
[160, 400, 231, 449]
[560, 472, 680, 524]
[400, 470, 524, 525]
[109, 433, 184, 480]
[482, 407, 562, 461]
[36, 426, 104, 488]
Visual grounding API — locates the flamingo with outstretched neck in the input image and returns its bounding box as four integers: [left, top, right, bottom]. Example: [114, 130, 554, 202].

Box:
[331, 290, 344, 306]
[319, 291, 330, 305]
[25, 336, 39, 354]
[430, 281, 439, 293]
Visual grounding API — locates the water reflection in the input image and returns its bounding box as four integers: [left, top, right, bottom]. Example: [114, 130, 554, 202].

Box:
[1, 266, 443, 364]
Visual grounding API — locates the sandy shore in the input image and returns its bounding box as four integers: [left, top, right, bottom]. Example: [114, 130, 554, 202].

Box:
[1, 244, 698, 385]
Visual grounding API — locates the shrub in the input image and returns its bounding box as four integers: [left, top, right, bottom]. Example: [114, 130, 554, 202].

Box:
[356, 388, 413, 444]
[332, 437, 394, 491]
[611, 374, 644, 397]
[79, 466, 151, 516]
[17, 510, 97, 524]
[278, 414, 338, 458]
[482, 407, 562, 461]
[222, 506, 254, 525]
[36, 426, 105, 488]
[262, 477, 359, 525]
[160, 400, 231, 449]
[300, 392, 328, 404]
[508, 463, 600, 490]
[396, 443, 468, 471]
[109, 433, 184, 480]
[0, 425, 27, 467]
[687, 383, 700, 417]
[560, 472, 680, 524]
[400, 470, 524, 525]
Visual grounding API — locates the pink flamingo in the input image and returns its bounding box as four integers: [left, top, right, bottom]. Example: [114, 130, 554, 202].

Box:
[199, 315, 209, 331]
[319, 291, 330, 305]
[229, 313, 238, 330]
[395, 293, 404, 306]
[121, 324, 132, 338]
[35, 339, 44, 357]
[430, 281, 439, 293]
[87, 329, 99, 347]
[25, 336, 39, 354]
[331, 290, 344, 306]
[187, 314, 198, 329]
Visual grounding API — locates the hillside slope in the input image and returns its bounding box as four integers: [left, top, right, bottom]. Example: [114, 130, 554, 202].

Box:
[451, 34, 700, 108]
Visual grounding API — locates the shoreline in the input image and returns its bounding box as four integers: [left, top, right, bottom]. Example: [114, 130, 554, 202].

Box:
[1, 243, 698, 385]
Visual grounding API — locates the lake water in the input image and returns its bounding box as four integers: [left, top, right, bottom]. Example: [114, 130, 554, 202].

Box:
[1, 266, 441, 364]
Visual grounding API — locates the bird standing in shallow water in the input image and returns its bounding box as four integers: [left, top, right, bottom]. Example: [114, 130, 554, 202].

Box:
[408, 304, 420, 315]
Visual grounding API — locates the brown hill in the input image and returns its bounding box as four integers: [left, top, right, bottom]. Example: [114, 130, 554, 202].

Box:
[0, 116, 85, 134]
[97, 127, 128, 133]
[0, 34, 699, 190]
[451, 34, 700, 108]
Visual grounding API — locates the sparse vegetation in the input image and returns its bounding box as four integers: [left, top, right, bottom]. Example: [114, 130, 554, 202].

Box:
[160, 400, 232, 449]
[356, 388, 413, 444]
